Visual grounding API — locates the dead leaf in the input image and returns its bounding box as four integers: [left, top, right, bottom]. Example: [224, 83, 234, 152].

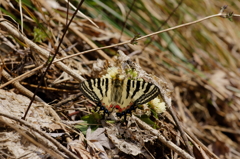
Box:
[67, 140, 95, 159]
[86, 127, 114, 159]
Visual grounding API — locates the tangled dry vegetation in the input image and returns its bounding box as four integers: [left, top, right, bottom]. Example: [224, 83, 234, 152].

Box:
[0, 0, 240, 159]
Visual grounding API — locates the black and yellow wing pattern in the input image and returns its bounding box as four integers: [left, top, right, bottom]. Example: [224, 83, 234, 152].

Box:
[80, 78, 159, 118]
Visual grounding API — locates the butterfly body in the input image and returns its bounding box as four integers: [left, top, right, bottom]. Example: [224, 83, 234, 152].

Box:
[80, 78, 159, 118]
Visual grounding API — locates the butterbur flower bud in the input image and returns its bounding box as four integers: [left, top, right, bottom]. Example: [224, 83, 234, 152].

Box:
[149, 98, 166, 114]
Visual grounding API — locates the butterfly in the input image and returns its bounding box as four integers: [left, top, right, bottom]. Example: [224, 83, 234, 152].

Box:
[80, 77, 159, 120]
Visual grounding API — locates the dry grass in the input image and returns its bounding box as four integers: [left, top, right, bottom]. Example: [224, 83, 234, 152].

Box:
[0, 0, 240, 158]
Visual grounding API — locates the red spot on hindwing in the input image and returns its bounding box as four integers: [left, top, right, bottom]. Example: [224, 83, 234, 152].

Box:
[99, 101, 136, 114]
[114, 105, 123, 112]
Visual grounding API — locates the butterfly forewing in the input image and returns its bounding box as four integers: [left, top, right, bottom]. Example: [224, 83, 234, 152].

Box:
[135, 85, 159, 105]
[126, 80, 159, 105]
[80, 78, 105, 103]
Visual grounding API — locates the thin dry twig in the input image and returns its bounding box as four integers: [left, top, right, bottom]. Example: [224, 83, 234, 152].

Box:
[0, 65, 44, 89]
[0, 19, 85, 82]
[38, 0, 112, 62]
[65, 0, 99, 28]
[133, 116, 194, 159]
[168, 105, 194, 157]
[1, 69, 43, 102]
[0, 10, 236, 90]
[53, 12, 240, 62]
[0, 112, 79, 159]
[2, 120, 65, 159]
[185, 128, 220, 159]
[22, 0, 86, 120]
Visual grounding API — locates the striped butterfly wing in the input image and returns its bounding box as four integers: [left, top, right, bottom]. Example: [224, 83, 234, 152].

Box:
[80, 78, 121, 106]
[80, 78, 159, 117]
[79, 78, 106, 103]
[125, 79, 159, 106]
[114, 79, 159, 118]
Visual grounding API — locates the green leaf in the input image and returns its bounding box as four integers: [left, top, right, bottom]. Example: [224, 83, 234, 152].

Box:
[139, 115, 158, 128]
[33, 27, 48, 43]
[75, 112, 101, 134]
